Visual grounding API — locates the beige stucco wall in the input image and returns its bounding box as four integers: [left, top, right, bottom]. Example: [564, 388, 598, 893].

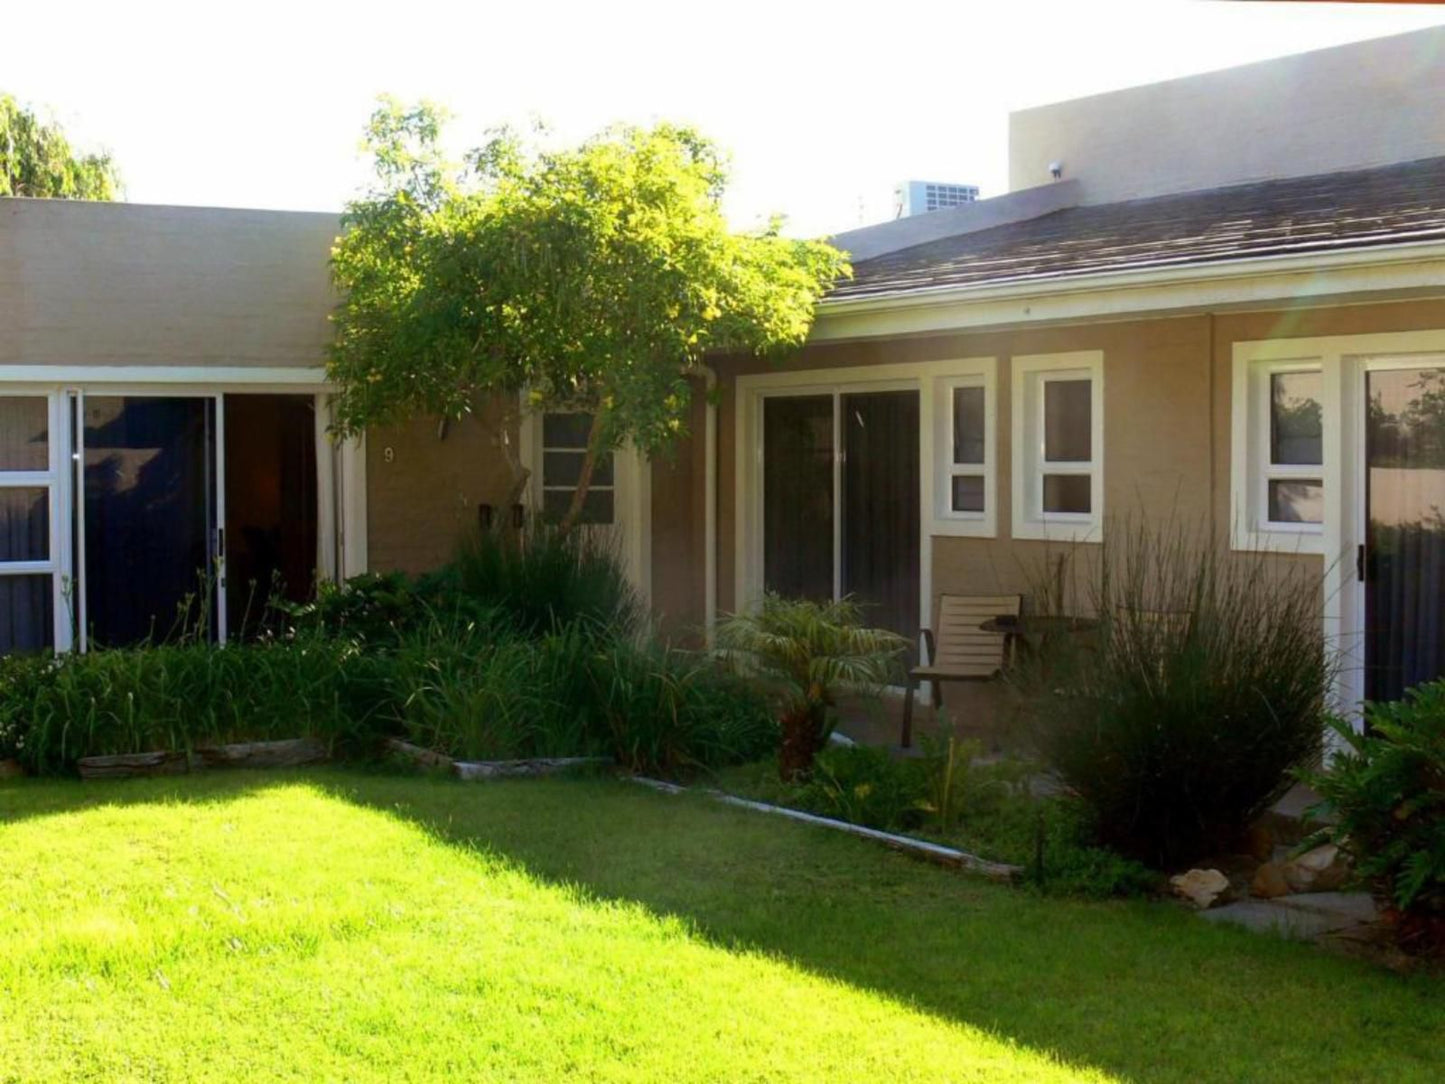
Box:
[1008, 27, 1445, 202]
[666, 297, 1445, 642]
[366, 403, 520, 576]
[0, 198, 339, 368]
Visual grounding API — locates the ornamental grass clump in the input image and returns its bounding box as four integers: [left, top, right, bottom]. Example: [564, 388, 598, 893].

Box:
[1014, 519, 1334, 868]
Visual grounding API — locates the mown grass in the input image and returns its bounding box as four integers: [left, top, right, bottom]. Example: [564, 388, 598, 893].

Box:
[1, 770, 1441, 1083]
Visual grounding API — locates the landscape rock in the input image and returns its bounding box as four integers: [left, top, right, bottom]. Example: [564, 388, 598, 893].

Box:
[1252, 862, 1291, 899]
[1281, 844, 1350, 893]
[1170, 868, 1231, 909]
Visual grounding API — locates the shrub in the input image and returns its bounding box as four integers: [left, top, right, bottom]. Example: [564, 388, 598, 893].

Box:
[446, 522, 642, 637]
[1305, 690, 1445, 950]
[1014, 520, 1333, 868]
[395, 622, 775, 774]
[716, 595, 907, 780]
[0, 635, 396, 774]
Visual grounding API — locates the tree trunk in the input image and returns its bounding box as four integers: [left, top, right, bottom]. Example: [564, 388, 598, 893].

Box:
[557, 410, 609, 537]
[778, 702, 827, 782]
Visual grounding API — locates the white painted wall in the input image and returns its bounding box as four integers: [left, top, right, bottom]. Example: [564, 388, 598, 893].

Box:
[1009, 26, 1445, 204]
[0, 199, 339, 368]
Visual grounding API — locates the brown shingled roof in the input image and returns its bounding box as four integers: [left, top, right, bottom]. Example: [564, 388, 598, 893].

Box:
[831, 156, 1445, 302]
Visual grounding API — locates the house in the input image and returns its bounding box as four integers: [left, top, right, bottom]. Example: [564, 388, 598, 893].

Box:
[2, 27, 1445, 719]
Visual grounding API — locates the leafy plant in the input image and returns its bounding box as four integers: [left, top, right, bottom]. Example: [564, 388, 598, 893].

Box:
[716, 595, 907, 780]
[1014, 519, 1334, 868]
[1305, 692, 1445, 950]
[798, 745, 930, 832]
[328, 101, 848, 531]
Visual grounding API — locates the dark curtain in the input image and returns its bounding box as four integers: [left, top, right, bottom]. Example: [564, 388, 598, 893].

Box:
[0, 576, 52, 654]
[842, 391, 921, 657]
[84, 397, 213, 647]
[763, 396, 834, 601]
[1365, 369, 1445, 701]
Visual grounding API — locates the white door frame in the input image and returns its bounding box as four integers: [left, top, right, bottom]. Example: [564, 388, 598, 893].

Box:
[0, 368, 365, 652]
[733, 357, 999, 661]
[1339, 348, 1445, 714]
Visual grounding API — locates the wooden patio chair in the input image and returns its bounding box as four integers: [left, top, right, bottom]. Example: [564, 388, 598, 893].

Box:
[900, 594, 1022, 748]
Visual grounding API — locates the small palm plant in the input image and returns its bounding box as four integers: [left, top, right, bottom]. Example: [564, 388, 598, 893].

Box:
[716, 594, 907, 780]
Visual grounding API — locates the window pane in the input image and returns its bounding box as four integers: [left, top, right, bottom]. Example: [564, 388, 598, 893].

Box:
[951, 386, 985, 465]
[543, 449, 614, 487]
[1268, 479, 1323, 524]
[1043, 474, 1091, 514]
[1044, 380, 1091, 462]
[542, 487, 614, 525]
[1271, 371, 1323, 465]
[0, 397, 48, 471]
[542, 413, 594, 449]
[0, 488, 49, 562]
[951, 475, 984, 513]
[0, 574, 53, 654]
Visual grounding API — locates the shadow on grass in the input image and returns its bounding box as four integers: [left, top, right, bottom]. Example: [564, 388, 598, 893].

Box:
[3, 767, 1441, 1083]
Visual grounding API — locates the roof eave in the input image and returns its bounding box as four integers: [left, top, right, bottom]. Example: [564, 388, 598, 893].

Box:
[810, 237, 1445, 342]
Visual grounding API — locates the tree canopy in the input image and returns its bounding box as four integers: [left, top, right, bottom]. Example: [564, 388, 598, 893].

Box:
[1, 94, 120, 200]
[329, 99, 849, 529]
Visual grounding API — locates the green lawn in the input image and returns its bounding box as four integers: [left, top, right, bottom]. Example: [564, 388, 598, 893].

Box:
[1, 771, 1439, 1082]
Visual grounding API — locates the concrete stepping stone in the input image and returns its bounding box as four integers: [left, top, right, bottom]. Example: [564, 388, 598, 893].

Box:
[1200, 892, 1379, 941]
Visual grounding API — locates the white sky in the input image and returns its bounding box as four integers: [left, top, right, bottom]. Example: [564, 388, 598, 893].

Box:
[7, 1, 1445, 237]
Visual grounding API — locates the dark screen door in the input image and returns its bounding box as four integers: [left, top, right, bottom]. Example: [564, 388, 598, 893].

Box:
[763, 395, 835, 601]
[842, 391, 921, 650]
[83, 396, 216, 646]
[1364, 367, 1445, 701]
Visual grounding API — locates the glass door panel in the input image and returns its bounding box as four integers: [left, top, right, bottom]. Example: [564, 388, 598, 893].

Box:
[763, 395, 835, 602]
[1364, 368, 1445, 701]
[842, 390, 921, 654]
[82, 396, 216, 647]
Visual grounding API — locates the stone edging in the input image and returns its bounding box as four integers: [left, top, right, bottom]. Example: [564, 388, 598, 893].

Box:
[384, 738, 610, 781]
[77, 738, 329, 780]
[629, 776, 1022, 883]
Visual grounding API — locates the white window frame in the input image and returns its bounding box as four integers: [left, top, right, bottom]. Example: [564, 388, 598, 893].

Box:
[933, 366, 997, 538]
[1256, 363, 1326, 538]
[1231, 347, 1333, 555]
[519, 406, 652, 604]
[1011, 351, 1104, 542]
[0, 392, 73, 652]
[538, 412, 616, 527]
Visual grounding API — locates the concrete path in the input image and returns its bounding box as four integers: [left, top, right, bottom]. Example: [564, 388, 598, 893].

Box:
[1201, 892, 1379, 940]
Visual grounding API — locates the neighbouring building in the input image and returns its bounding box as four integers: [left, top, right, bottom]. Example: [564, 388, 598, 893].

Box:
[4, 27, 1445, 722]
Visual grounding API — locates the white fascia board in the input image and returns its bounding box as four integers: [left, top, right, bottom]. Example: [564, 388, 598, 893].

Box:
[811, 240, 1445, 342]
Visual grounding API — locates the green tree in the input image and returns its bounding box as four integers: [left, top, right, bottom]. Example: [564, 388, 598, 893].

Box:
[329, 99, 849, 532]
[1, 95, 120, 199]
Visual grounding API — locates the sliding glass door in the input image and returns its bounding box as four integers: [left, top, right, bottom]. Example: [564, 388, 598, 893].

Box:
[1363, 367, 1445, 702]
[761, 388, 921, 652]
[0, 389, 329, 657]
